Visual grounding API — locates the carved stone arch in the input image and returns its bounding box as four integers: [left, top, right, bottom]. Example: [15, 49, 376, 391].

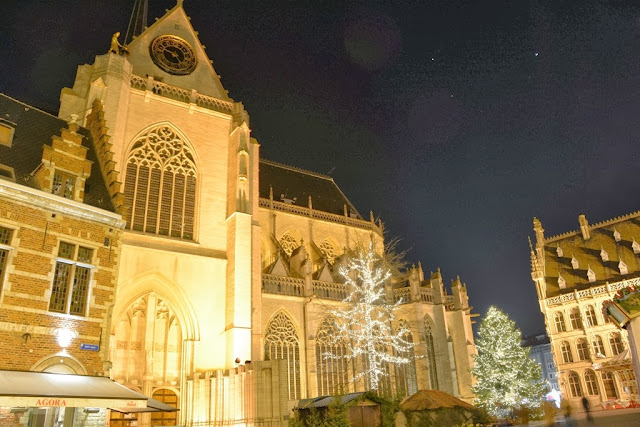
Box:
[278, 229, 302, 257]
[111, 271, 199, 341]
[125, 121, 200, 168]
[31, 354, 87, 375]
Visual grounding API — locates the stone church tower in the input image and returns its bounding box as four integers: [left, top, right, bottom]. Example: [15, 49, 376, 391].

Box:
[59, 3, 265, 425]
[51, 2, 477, 425]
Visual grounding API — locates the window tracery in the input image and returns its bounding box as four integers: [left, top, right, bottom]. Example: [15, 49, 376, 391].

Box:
[318, 239, 338, 264]
[279, 232, 300, 257]
[315, 316, 349, 395]
[264, 312, 301, 400]
[124, 125, 197, 240]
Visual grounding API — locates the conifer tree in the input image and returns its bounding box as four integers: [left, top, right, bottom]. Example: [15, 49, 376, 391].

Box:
[324, 243, 414, 391]
[471, 306, 547, 418]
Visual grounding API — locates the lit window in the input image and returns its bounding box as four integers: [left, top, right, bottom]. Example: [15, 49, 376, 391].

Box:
[569, 308, 583, 330]
[49, 242, 93, 316]
[592, 335, 606, 358]
[584, 370, 599, 396]
[601, 372, 618, 400]
[576, 339, 589, 361]
[567, 372, 582, 397]
[609, 333, 624, 356]
[0, 226, 13, 293]
[264, 312, 301, 400]
[316, 316, 350, 396]
[52, 170, 75, 199]
[123, 125, 197, 240]
[0, 122, 14, 147]
[554, 312, 567, 333]
[584, 305, 598, 327]
[561, 341, 573, 364]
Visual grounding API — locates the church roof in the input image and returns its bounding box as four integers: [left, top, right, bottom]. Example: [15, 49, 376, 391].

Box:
[259, 159, 362, 219]
[0, 94, 116, 212]
[540, 213, 640, 297]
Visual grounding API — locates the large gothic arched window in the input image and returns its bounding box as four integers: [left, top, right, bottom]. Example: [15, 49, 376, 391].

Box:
[264, 312, 301, 399]
[424, 320, 439, 390]
[395, 320, 417, 396]
[315, 316, 349, 395]
[123, 125, 197, 240]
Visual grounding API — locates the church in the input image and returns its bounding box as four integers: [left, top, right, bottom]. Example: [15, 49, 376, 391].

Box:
[0, 2, 477, 426]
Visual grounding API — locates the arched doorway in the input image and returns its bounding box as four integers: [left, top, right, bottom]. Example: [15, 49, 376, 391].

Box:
[151, 389, 178, 426]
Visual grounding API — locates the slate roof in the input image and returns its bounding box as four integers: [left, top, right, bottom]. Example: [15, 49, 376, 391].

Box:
[0, 94, 115, 212]
[259, 159, 362, 219]
[542, 214, 640, 297]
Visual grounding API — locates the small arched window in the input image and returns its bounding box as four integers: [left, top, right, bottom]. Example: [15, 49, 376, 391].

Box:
[584, 370, 599, 396]
[592, 335, 606, 358]
[569, 308, 583, 330]
[561, 341, 573, 364]
[601, 372, 618, 400]
[609, 332, 624, 356]
[576, 339, 589, 361]
[554, 312, 567, 333]
[123, 124, 197, 240]
[584, 305, 598, 327]
[567, 372, 582, 397]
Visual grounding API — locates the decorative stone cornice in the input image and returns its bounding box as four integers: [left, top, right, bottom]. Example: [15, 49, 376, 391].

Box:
[0, 179, 125, 228]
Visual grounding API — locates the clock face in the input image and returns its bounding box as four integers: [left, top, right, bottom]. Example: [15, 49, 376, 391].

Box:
[150, 35, 197, 75]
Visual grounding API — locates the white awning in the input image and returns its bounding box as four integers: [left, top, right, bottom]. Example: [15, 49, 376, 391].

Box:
[0, 370, 174, 412]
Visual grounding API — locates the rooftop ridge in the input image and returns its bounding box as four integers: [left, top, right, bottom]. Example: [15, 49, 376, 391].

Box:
[545, 209, 640, 242]
[0, 93, 63, 122]
[260, 158, 335, 182]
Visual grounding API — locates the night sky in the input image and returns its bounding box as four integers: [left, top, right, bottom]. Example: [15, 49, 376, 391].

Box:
[3, 0, 640, 336]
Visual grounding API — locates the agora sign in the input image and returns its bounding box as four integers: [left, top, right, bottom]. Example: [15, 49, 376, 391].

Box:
[36, 399, 67, 406]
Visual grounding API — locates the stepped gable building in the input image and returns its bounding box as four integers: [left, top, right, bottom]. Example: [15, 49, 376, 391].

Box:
[531, 214, 639, 411]
[0, 94, 126, 424]
[0, 2, 477, 426]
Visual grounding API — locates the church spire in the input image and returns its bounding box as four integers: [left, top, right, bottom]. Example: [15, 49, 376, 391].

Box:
[124, 0, 148, 45]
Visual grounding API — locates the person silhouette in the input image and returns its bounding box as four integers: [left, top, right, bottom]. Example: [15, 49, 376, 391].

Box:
[581, 396, 593, 423]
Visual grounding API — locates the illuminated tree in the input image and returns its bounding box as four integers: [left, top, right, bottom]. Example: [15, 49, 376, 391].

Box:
[324, 243, 414, 391]
[471, 306, 547, 418]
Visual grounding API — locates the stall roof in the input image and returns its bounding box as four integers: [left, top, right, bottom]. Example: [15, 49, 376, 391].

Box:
[0, 370, 176, 413]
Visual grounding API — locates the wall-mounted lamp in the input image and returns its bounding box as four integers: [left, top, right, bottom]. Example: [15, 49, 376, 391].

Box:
[53, 328, 77, 349]
[21, 333, 31, 344]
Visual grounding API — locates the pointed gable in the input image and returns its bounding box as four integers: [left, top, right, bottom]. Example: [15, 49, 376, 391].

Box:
[124, 4, 229, 100]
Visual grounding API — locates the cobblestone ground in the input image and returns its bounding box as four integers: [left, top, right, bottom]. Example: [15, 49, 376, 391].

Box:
[529, 408, 640, 426]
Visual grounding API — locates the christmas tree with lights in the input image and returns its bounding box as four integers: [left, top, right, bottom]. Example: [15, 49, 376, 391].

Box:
[471, 306, 547, 418]
[324, 243, 414, 392]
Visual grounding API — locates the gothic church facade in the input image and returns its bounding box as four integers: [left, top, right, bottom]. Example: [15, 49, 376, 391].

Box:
[0, 3, 476, 426]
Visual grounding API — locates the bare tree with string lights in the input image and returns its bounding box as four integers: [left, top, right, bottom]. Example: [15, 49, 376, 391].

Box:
[323, 242, 415, 392]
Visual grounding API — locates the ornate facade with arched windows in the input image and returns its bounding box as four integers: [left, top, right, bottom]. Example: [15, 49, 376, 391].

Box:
[531, 215, 638, 411]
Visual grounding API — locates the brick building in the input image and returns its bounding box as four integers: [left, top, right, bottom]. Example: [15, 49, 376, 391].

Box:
[0, 94, 131, 425]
